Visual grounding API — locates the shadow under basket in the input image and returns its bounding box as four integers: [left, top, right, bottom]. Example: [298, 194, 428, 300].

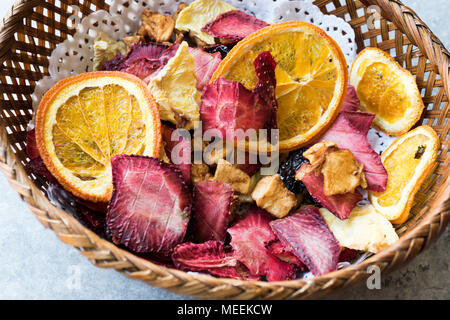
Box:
[0, 0, 449, 299]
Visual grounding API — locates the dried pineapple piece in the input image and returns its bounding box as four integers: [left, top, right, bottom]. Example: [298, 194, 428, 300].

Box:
[175, 0, 235, 45]
[148, 42, 201, 129]
[174, 2, 189, 22]
[320, 205, 398, 253]
[92, 32, 128, 71]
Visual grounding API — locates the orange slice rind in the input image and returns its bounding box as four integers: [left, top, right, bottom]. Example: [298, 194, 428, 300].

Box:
[350, 47, 425, 136]
[369, 125, 440, 224]
[35, 71, 161, 202]
[211, 21, 348, 152]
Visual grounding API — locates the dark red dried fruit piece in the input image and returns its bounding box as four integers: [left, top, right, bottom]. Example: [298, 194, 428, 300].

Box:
[102, 42, 176, 82]
[27, 157, 58, 183]
[192, 181, 234, 243]
[200, 51, 277, 140]
[266, 240, 308, 271]
[26, 129, 40, 160]
[235, 153, 261, 176]
[161, 125, 192, 183]
[339, 248, 359, 263]
[107, 155, 192, 254]
[172, 241, 253, 280]
[228, 207, 296, 281]
[202, 10, 269, 42]
[341, 85, 360, 113]
[253, 51, 278, 132]
[297, 164, 362, 220]
[47, 183, 106, 231]
[320, 111, 387, 192]
[340, 111, 375, 136]
[270, 206, 341, 276]
[101, 53, 126, 71]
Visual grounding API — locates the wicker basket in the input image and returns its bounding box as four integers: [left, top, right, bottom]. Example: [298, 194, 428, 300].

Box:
[0, 0, 448, 300]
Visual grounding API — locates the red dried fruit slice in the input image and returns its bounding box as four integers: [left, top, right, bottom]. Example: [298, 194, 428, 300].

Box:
[126, 43, 171, 65]
[192, 181, 234, 243]
[340, 111, 375, 136]
[341, 85, 360, 113]
[26, 129, 40, 160]
[27, 157, 58, 183]
[297, 164, 362, 219]
[47, 183, 106, 231]
[107, 155, 192, 254]
[253, 51, 278, 132]
[235, 156, 261, 176]
[202, 10, 269, 42]
[270, 206, 341, 276]
[266, 240, 308, 271]
[200, 51, 277, 140]
[102, 43, 176, 82]
[26, 128, 58, 182]
[320, 112, 387, 192]
[188, 47, 222, 92]
[339, 248, 359, 263]
[172, 241, 252, 280]
[161, 125, 192, 183]
[228, 207, 296, 281]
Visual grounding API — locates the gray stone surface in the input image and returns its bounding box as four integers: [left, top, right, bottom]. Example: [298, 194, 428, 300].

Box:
[0, 0, 448, 300]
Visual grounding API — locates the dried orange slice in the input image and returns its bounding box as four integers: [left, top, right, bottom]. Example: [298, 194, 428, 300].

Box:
[35, 71, 161, 202]
[350, 48, 425, 136]
[211, 21, 348, 152]
[369, 125, 440, 224]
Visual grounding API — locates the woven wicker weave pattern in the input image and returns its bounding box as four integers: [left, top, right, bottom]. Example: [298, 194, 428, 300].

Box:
[0, 0, 448, 299]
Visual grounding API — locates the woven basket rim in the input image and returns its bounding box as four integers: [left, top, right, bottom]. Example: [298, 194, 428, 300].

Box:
[0, 0, 449, 299]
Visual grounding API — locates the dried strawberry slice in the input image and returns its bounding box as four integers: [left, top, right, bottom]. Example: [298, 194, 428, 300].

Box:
[320, 111, 387, 192]
[26, 129, 40, 160]
[192, 181, 234, 242]
[107, 155, 192, 254]
[266, 240, 308, 271]
[102, 43, 176, 81]
[339, 248, 359, 263]
[297, 164, 362, 220]
[47, 183, 106, 232]
[341, 85, 360, 113]
[172, 241, 252, 280]
[202, 10, 269, 42]
[341, 111, 375, 136]
[162, 125, 192, 183]
[26, 129, 57, 182]
[228, 207, 296, 281]
[126, 42, 170, 65]
[188, 47, 222, 92]
[253, 51, 278, 132]
[270, 206, 341, 276]
[27, 157, 58, 183]
[200, 51, 277, 139]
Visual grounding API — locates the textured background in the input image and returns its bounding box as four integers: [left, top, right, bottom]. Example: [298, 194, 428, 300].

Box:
[0, 0, 448, 300]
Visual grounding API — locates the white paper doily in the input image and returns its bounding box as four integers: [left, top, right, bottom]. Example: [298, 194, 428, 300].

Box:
[31, 0, 357, 111]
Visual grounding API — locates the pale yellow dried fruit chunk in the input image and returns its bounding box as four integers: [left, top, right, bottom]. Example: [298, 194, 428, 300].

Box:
[251, 174, 297, 218]
[214, 159, 251, 194]
[148, 42, 201, 129]
[175, 0, 235, 45]
[320, 205, 398, 253]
